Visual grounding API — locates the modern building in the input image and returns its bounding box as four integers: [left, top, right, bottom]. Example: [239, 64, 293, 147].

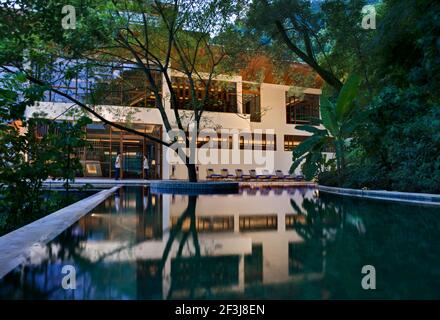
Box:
[25, 63, 327, 180]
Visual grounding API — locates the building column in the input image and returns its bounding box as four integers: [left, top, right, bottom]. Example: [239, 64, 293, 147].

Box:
[278, 213, 285, 232]
[234, 213, 240, 233]
[237, 79, 243, 114]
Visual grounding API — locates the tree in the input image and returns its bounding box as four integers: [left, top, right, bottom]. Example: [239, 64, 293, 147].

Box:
[244, 0, 379, 95]
[247, 0, 343, 92]
[0, 0, 241, 182]
[346, 0, 440, 192]
[0, 74, 91, 234]
[42, 116, 91, 192]
[290, 74, 363, 182]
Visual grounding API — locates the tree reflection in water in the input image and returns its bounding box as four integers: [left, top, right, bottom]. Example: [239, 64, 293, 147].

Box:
[287, 191, 370, 299]
[0, 188, 206, 300]
[3, 186, 440, 299]
[159, 194, 201, 299]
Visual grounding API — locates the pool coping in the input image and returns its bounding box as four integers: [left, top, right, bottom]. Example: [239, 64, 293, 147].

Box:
[0, 186, 120, 279]
[318, 185, 440, 206]
[150, 180, 240, 194]
[43, 178, 153, 187]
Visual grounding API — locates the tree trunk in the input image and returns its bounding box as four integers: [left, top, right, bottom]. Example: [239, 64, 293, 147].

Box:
[272, 20, 343, 93]
[186, 163, 198, 182]
[159, 194, 198, 272]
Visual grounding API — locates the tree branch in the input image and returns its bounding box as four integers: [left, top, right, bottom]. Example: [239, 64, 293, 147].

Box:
[1, 65, 171, 147]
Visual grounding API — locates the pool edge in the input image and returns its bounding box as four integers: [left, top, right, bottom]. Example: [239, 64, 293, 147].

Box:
[0, 186, 120, 279]
[318, 185, 440, 206]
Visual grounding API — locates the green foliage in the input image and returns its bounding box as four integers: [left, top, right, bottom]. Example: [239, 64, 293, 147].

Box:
[42, 116, 92, 191]
[244, 0, 376, 91]
[290, 74, 363, 181]
[335, 75, 362, 121]
[287, 0, 440, 193]
[339, 0, 440, 193]
[319, 0, 377, 84]
[351, 86, 440, 193]
[0, 119, 87, 235]
[0, 78, 91, 234]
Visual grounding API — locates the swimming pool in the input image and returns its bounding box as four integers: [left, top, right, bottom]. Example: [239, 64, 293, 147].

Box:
[1, 185, 440, 299]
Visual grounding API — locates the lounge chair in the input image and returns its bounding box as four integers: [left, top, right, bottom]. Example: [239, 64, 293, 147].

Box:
[235, 169, 251, 181]
[249, 169, 270, 181]
[262, 169, 277, 180]
[220, 168, 235, 180]
[276, 170, 297, 180]
[275, 170, 286, 180]
[206, 168, 221, 180]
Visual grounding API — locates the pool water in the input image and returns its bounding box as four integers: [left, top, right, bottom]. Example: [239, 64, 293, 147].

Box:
[1, 186, 440, 299]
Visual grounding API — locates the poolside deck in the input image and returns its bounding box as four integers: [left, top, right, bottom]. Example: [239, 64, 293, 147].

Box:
[43, 178, 316, 188]
[239, 181, 316, 188]
[43, 178, 152, 187]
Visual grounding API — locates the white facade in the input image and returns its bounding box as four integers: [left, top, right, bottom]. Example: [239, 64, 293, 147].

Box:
[25, 73, 326, 180]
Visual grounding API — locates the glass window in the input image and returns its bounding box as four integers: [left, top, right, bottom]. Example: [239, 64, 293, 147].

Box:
[239, 215, 278, 232]
[286, 92, 320, 124]
[252, 133, 276, 151]
[172, 77, 237, 113]
[244, 244, 263, 284]
[41, 59, 162, 107]
[284, 135, 309, 151]
[89, 64, 162, 107]
[242, 83, 261, 122]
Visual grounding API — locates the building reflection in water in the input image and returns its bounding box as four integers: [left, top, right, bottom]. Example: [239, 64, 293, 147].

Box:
[0, 186, 381, 299]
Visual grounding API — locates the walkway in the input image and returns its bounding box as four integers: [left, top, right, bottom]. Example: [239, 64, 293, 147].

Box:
[43, 178, 316, 188]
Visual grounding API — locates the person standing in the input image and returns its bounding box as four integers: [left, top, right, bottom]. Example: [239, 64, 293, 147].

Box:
[143, 155, 149, 179]
[115, 153, 121, 180]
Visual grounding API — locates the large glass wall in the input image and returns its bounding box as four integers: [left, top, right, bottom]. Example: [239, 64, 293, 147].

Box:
[82, 123, 162, 179]
[40, 60, 162, 108]
[242, 83, 261, 122]
[285, 93, 320, 124]
[172, 77, 237, 113]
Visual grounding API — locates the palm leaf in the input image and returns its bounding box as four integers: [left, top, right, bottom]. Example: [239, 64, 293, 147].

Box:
[296, 124, 328, 135]
[340, 108, 368, 136]
[290, 198, 305, 215]
[335, 74, 361, 121]
[302, 152, 321, 180]
[292, 135, 323, 159]
[320, 97, 338, 137]
[289, 154, 307, 174]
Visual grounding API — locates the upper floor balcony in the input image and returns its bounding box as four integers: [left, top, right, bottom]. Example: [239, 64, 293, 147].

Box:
[36, 60, 320, 126]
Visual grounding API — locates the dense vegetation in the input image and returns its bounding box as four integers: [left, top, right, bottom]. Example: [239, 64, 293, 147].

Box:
[346, 0, 440, 193]
[244, 0, 440, 193]
[0, 75, 91, 235]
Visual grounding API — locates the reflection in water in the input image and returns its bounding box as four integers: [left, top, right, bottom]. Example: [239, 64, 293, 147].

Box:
[1, 186, 440, 299]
